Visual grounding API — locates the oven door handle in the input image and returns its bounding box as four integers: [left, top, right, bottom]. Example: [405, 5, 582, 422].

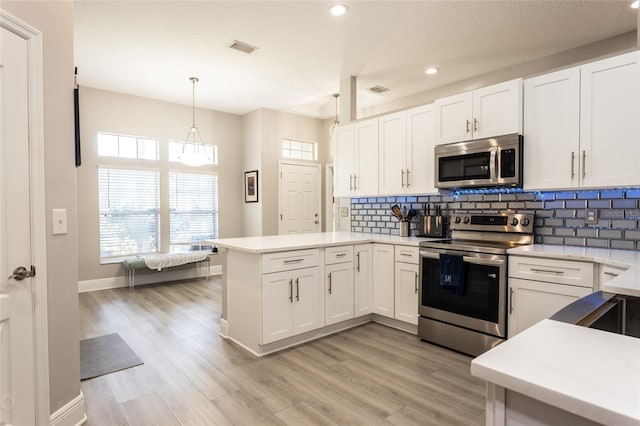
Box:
[420, 251, 505, 267]
[419, 251, 439, 260]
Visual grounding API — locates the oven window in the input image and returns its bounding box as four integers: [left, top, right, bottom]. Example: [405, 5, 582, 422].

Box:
[438, 152, 491, 182]
[421, 257, 499, 323]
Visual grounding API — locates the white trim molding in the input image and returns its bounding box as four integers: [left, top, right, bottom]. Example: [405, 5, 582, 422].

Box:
[50, 391, 87, 426]
[0, 10, 51, 426]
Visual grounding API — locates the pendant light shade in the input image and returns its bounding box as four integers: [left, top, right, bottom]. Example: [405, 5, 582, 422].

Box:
[178, 77, 212, 167]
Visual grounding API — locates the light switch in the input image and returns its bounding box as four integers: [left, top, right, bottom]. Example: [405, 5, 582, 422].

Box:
[52, 209, 67, 235]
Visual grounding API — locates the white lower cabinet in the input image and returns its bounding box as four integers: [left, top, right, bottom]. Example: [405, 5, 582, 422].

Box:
[373, 243, 395, 318]
[394, 246, 419, 325]
[262, 266, 323, 344]
[508, 256, 594, 337]
[325, 252, 354, 326]
[354, 244, 374, 317]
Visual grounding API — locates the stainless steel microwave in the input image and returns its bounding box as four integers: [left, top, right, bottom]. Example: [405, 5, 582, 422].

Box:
[435, 134, 522, 189]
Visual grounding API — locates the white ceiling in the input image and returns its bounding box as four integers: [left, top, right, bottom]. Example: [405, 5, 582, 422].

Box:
[74, 1, 638, 119]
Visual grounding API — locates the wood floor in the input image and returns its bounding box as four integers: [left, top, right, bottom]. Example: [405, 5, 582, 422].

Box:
[79, 277, 486, 426]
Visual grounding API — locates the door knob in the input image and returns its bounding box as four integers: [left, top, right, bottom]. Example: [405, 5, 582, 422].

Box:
[9, 265, 35, 281]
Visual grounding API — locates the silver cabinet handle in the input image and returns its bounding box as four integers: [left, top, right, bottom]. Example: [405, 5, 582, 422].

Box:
[530, 268, 564, 275]
[289, 279, 293, 303]
[466, 119, 471, 134]
[414, 272, 418, 294]
[353, 174, 357, 190]
[283, 258, 304, 264]
[356, 252, 361, 272]
[406, 169, 411, 187]
[349, 174, 353, 191]
[570, 151, 575, 179]
[401, 169, 405, 188]
[510, 287, 514, 314]
[328, 272, 332, 294]
[336, 253, 347, 258]
[295, 278, 299, 301]
[474, 118, 478, 132]
[8, 265, 35, 281]
[582, 150, 586, 179]
[603, 271, 619, 277]
[400, 252, 412, 257]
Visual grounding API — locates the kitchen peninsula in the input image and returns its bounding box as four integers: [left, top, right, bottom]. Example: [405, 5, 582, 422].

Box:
[212, 231, 435, 356]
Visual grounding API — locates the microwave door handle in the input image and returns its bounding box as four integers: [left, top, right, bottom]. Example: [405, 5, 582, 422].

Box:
[490, 147, 498, 182]
[463, 256, 505, 267]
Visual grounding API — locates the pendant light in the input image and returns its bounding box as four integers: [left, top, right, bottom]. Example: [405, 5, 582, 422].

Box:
[329, 93, 340, 139]
[178, 77, 212, 167]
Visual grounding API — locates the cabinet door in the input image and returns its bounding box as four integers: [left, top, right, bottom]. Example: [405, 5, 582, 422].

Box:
[354, 244, 373, 317]
[354, 118, 379, 196]
[473, 79, 523, 139]
[325, 262, 354, 326]
[508, 278, 592, 338]
[435, 91, 473, 144]
[406, 104, 437, 194]
[394, 262, 419, 325]
[372, 244, 395, 318]
[523, 68, 580, 190]
[262, 271, 294, 344]
[580, 51, 640, 188]
[378, 111, 407, 195]
[293, 266, 323, 335]
[334, 124, 354, 197]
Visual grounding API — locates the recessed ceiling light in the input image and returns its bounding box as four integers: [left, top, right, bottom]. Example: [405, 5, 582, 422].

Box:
[631, 1, 639, 9]
[329, 4, 348, 17]
[425, 67, 439, 75]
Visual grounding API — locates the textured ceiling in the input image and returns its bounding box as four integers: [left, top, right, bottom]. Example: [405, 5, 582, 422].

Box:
[74, 1, 638, 118]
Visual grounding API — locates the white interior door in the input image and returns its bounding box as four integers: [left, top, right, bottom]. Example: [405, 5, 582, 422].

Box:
[279, 162, 321, 235]
[0, 25, 37, 426]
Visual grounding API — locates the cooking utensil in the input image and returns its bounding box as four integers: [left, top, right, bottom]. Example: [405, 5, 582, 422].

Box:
[391, 204, 403, 220]
[402, 205, 408, 219]
[408, 209, 416, 219]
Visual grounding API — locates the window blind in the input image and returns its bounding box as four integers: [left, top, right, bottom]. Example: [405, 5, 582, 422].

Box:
[169, 172, 218, 244]
[98, 168, 160, 257]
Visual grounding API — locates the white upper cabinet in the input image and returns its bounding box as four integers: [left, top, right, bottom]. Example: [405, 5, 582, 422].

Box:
[378, 104, 436, 195]
[334, 118, 379, 197]
[524, 51, 640, 190]
[580, 51, 640, 188]
[523, 67, 581, 190]
[334, 118, 378, 197]
[435, 79, 522, 144]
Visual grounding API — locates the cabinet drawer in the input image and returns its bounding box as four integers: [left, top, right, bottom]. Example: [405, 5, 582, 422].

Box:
[325, 246, 354, 265]
[395, 246, 419, 264]
[598, 264, 628, 289]
[509, 256, 594, 288]
[262, 249, 320, 274]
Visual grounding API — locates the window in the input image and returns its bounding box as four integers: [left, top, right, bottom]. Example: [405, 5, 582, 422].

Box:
[169, 172, 218, 244]
[97, 132, 158, 160]
[98, 168, 160, 258]
[281, 139, 317, 161]
[168, 140, 218, 165]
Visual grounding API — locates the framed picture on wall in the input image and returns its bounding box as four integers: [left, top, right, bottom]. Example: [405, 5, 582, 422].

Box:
[244, 170, 258, 203]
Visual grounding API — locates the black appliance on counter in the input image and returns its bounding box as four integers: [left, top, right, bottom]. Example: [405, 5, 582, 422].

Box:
[418, 212, 534, 356]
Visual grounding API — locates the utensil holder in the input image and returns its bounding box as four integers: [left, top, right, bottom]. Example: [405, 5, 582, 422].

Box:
[400, 221, 410, 237]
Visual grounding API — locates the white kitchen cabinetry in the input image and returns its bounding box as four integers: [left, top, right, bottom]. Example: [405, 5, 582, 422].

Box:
[354, 244, 374, 317]
[598, 263, 628, 289]
[378, 105, 436, 195]
[372, 243, 395, 318]
[324, 246, 354, 326]
[262, 250, 323, 345]
[434, 79, 522, 144]
[333, 118, 379, 197]
[508, 256, 594, 337]
[524, 51, 640, 190]
[394, 246, 419, 325]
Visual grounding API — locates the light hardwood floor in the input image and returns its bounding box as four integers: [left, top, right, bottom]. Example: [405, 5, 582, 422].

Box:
[79, 277, 486, 426]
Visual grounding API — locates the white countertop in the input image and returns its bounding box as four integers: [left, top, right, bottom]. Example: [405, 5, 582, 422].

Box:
[471, 319, 640, 426]
[508, 244, 640, 297]
[210, 231, 440, 254]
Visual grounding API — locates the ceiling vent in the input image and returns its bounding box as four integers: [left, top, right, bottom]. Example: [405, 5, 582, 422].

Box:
[369, 85, 389, 94]
[228, 40, 258, 54]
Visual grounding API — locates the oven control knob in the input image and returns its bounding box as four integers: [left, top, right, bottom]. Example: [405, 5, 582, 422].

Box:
[511, 218, 519, 226]
[463, 217, 470, 224]
[521, 217, 530, 227]
[454, 216, 461, 224]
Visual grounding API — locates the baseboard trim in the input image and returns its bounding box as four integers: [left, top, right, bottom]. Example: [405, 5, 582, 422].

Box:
[78, 265, 222, 293]
[219, 318, 229, 338]
[50, 391, 87, 426]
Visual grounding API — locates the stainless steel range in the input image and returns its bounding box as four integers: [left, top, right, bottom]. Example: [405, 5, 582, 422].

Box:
[418, 212, 534, 356]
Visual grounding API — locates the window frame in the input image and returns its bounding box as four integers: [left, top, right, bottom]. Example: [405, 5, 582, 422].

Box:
[97, 131, 159, 161]
[281, 138, 318, 161]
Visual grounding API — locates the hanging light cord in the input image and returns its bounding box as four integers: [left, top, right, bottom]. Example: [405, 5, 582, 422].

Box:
[183, 77, 204, 154]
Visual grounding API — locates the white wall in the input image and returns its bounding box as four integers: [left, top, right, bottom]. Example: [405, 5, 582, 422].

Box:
[241, 109, 263, 237]
[77, 87, 244, 281]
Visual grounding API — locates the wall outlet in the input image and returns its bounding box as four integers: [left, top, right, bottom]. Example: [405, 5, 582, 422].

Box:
[340, 207, 349, 217]
[584, 208, 598, 224]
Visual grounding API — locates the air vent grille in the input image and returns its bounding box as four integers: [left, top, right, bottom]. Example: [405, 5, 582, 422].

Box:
[369, 85, 389, 94]
[228, 40, 258, 54]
